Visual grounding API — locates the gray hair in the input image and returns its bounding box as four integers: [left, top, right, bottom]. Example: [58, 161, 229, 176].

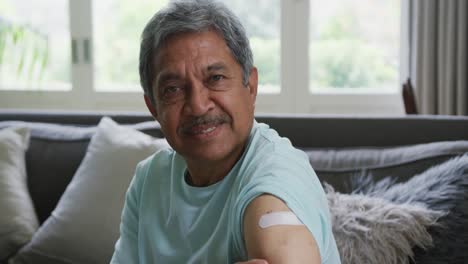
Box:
[139, 0, 254, 103]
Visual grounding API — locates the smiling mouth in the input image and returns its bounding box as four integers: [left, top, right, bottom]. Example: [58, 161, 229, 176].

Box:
[180, 114, 231, 138]
[184, 123, 221, 136]
[200, 126, 216, 134]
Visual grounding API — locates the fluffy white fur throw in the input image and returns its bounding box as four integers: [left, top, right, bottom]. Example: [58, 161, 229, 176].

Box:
[326, 184, 445, 264]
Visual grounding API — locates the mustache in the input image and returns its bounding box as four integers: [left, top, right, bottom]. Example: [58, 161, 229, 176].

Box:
[180, 114, 231, 133]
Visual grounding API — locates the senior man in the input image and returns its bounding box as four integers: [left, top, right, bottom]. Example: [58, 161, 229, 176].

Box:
[111, 0, 340, 263]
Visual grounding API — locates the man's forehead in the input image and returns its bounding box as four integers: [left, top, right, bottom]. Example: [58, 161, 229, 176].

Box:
[154, 30, 231, 61]
[152, 31, 238, 79]
[155, 61, 229, 83]
[162, 30, 226, 49]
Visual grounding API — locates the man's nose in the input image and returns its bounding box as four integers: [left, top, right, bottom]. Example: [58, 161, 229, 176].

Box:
[184, 81, 215, 116]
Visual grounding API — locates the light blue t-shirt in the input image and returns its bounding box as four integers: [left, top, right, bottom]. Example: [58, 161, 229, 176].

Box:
[111, 121, 340, 263]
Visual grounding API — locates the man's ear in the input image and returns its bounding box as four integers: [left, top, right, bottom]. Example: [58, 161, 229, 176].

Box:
[247, 67, 258, 103]
[144, 94, 159, 120]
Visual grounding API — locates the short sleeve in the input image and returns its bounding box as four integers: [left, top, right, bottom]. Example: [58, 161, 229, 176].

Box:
[233, 150, 335, 262]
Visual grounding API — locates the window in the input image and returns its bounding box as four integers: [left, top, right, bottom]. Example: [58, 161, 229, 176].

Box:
[221, 0, 281, 94]
[0, 0, 71, 91]
[0, 0, 406, 114]
[93, 0, 281, 94]
[93, 0, 168, 91]
[309, 0, 400, 93]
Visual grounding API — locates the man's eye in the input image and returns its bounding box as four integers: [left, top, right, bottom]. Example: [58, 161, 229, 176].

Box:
[160, 86, 184, 101]
[211, 75, 224, 82]
[164, 86, 180, 94]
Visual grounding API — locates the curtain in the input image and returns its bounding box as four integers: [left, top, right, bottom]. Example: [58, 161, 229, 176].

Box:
[410, 0, 468, 115]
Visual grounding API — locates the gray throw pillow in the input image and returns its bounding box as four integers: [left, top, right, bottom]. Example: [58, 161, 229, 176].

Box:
[326, 185, 443, 264]
[0, 127, 39, 261]
[351, 155, 468, 264]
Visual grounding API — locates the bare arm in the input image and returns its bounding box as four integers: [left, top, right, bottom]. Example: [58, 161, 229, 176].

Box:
[243, 194, 321, 264]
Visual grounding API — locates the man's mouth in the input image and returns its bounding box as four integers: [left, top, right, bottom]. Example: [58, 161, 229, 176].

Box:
[180, 114, 231, 137]
[187, 123, 219, 135]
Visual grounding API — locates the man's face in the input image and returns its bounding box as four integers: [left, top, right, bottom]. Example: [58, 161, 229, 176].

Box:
[146, 30, 258, 166]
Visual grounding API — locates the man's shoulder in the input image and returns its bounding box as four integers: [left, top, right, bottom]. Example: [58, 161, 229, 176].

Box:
[238, 122, 321, 201]
[234, 123, 314, 196]
[248, 122, 308, 167]
[134, 147, 176, 181]
[137, 147, 173, 167]
[250, 122, 286, 152]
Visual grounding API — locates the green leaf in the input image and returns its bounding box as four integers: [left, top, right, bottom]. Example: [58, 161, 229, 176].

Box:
[38, 39, 49, 80]
[29, 41, 39, 80]
[12, 25, 24, 45]
[0, 29, 7, 65]
[16, 42, 26, 75]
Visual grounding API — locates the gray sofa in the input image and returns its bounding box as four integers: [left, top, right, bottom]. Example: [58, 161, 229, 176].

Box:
[1, 110, 468, 263]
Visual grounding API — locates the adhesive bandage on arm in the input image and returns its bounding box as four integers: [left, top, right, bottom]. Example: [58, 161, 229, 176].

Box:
[258, 211, 304, 228]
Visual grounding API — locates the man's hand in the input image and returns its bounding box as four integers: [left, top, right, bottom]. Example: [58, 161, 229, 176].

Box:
[243, 194, 321, 264]
[235, 259, 268, 264]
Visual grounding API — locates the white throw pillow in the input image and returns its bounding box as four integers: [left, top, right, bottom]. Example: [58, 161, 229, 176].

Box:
[0, 127, 38, 261]
[10, 117, 169, 264]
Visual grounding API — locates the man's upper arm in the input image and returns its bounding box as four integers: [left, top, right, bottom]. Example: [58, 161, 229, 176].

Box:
[243, 194, 321, 264]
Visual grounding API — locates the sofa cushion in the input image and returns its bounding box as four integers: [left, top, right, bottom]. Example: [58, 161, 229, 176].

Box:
[0, 120, 161, 224]
[10, 117, 169, 264]
[0, 127, 39, 261]
[305, 141, 468, 193]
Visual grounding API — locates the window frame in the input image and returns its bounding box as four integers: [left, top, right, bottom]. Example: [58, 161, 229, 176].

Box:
[0, 0, 408, 115]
